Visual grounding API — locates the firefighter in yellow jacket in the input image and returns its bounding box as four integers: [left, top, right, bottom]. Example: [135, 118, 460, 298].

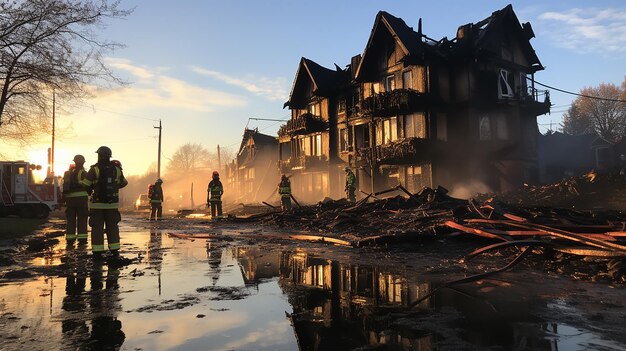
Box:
[63, 155, 89, 245]
[81, 146, 128, 259]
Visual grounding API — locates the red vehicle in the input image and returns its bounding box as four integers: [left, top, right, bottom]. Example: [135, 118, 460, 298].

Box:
[0, 161, 61, 218]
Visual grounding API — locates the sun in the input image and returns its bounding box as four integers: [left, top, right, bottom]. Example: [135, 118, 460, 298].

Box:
[26, 147, 76, 181]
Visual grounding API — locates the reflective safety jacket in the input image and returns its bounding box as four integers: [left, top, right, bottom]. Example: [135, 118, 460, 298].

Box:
[207, 179, 224, 202]
[149, 184, 164, 203]
[64, 168, 89, 198]
[82, 161, 128, 209]
[278, 180, 291, 198]
[346, 170, 356, 189]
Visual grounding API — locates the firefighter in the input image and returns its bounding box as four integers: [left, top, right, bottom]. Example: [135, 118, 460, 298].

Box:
[278, 174, 292, 211]
[149, 178, 164, 220]
[82, 146, 128, 259]
[63, 154, 89, 245]
[345, 166, 357, 203]
[207, 171, 224, 218]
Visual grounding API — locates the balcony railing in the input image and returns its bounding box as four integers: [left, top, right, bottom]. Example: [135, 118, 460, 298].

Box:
[374, 137, 441, 165]
[349, 89, 427, 118]
[278, 113, 328, 137]
[279, 155, 328, 172]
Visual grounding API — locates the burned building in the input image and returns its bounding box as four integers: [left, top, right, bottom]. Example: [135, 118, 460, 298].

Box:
[280, 58, 351, 201]
[280, 5, 550, 200]
[233, 128, 279, 203]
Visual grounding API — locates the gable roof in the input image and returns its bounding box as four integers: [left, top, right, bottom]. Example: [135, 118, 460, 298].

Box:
[453, 4, 543, 72]
[355, 11, 426, 80]
[237, 128, 277, 155]
[284, 57, 349, 109]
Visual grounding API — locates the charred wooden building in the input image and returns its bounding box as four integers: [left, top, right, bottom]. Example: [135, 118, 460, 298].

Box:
[280, 58, 350, 201]
[234, 128, 279, 202]
[280, 5, 550, 200]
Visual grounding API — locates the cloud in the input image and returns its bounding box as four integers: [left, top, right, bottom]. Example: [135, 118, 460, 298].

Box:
[92, 59, 248, 112]
[191, 66, 289, 101]
[536, 8, 626, 54]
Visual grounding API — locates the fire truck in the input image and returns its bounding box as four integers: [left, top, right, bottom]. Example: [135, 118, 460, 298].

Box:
[0, 161, 61, 219]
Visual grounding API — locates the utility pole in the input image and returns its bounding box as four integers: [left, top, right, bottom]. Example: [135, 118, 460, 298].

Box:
[154, 119, 162, 179]
[217, 144, 222, 173]
[50, 90, 56, 176]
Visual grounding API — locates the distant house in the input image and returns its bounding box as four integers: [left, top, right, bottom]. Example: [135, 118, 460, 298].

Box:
[538, 131, 614, 183]
[235, 128, 279, 202]
[280, 5, 550, 199]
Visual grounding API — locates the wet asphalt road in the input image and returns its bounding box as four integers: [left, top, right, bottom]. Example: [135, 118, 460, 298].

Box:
[0, 213, 625, 350]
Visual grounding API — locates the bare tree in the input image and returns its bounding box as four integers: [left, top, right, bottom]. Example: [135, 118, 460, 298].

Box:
[561, 78, 626, 142]
[0, 0, 132, 145]
[166, 143, 215, 174]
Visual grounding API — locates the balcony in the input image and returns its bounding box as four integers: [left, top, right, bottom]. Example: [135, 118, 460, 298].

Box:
[278, 113, 328, 137]
[279, 155, 328, 172]
[350, 89, 427, 118]
[374, 137, 442, 165]
[520, 87, 551, 116]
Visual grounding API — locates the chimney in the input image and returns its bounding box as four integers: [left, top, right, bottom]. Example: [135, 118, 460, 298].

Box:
[457, 23, 473, 40]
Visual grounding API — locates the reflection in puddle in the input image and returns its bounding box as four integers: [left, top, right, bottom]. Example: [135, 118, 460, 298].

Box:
[1, 225, 625, 350]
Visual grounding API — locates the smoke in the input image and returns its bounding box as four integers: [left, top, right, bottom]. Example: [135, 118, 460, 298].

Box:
[449, 180, 491, 199]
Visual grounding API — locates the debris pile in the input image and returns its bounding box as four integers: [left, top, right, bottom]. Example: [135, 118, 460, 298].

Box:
[250, 184, 626, 282]
[492, 171, 626, 210]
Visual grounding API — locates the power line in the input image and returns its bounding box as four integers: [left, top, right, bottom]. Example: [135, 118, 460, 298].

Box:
[529, 78, 626, 103]
[72, 102, 159, 122]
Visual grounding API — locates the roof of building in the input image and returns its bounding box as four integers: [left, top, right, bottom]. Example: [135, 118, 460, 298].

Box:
[284, 57, 349, 109]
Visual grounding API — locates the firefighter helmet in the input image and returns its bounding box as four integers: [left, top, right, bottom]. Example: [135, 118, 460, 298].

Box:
[344, 166, 351, 172]
[212, 171, 219, 177]
[281, 174, 288, 181]
[73, 154, 85, 164]
[156, 178, 163, 183]
[95, 146, 112, 158]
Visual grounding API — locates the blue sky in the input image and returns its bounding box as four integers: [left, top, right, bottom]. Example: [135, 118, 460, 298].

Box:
[3, 0, 625, 176]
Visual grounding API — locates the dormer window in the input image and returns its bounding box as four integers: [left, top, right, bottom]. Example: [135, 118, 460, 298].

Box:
[498, 69, 514, 98]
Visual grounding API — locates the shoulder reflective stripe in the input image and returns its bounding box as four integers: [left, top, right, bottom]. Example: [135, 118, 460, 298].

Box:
[115, 167, 121, 183]
[90, 202, 120, 209]
[94, 166, 100, 180]
[92, 244, 106, 252]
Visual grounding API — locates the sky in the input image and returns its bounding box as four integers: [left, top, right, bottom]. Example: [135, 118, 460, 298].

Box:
[1, 0, 625, 177]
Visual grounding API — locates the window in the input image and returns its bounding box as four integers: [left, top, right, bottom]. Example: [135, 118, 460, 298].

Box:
[372, 82, 381, 95]
[338, 98, 346, 113]
[519, 73, 529, 97]
[479, 115, 491, 140]
[404, 113, 426, 138]
[313, 134, 322, 156]
[302, 137, 311, 156]
[403, 70, 413, 89]
[498, 69, 514, 98]
[385, 75, 395, 92]
[309, 102, 320, 116]
[339, 128, 348, 152]
[382, 117, 398, 144]
[496, 115, 508, 140]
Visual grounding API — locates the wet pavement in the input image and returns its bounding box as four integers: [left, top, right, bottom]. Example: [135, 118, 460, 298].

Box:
[0, 214, 625, 350]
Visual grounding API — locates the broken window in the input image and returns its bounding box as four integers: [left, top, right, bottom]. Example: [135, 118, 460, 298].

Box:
[479, 115, 492, 140]
[405, 164, 431, 193]
[403, 70, 413, 90]
[385, 74, 395, 92]
[404, 113, 425, 139]
[498, 69, 514, 98]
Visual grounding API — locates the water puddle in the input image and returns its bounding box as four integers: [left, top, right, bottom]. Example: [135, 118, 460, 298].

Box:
[1, 223, 624, 350]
